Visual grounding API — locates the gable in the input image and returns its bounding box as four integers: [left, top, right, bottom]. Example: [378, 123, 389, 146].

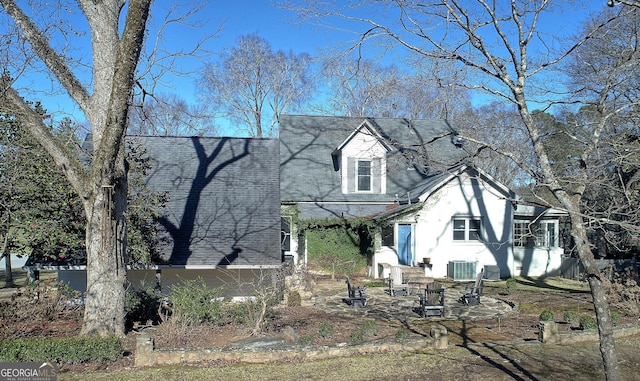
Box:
[411, 165, 517, 203]
[279, 115, 465, 203]
[335, 119, 391, 153]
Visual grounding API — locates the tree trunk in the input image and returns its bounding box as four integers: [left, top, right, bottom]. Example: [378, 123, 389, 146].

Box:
[2, 232, 13, 288]
[80, 167, 128, 337]
[568, 209, 620, 381]
[518, 95, 620, 381]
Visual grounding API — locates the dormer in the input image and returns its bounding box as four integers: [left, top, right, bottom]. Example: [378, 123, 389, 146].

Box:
[333, 120, 390, 195]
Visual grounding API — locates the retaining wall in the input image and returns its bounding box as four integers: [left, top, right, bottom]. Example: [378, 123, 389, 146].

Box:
[538, 322, 640, 345]
[135, 325, 449, 367]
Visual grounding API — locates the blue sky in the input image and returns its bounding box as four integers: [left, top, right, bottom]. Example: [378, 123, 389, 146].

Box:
[11, 0, 610, 131]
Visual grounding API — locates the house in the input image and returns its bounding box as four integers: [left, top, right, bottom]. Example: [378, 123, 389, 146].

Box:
[373, 165, 566, 280]
[25, 136, 283, 296]
[279, 114, 466, 263]
[279, 115, 566, 279]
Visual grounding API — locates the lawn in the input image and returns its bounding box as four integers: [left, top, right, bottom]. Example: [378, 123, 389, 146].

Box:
[57, 335, 640, 381]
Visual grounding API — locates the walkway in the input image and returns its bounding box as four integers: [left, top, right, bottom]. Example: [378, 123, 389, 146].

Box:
[311, 280, 514, 322]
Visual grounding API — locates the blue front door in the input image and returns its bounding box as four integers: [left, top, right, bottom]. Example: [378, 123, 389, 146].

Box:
[397, 224, 412, 265]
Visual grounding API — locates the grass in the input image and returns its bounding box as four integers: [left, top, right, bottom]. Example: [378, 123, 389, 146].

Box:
[470, 276, 591, 295]
[57, 335, 640, 381]
[0, 269, 57, 285]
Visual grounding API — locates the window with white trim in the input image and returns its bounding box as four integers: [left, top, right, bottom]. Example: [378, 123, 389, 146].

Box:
[514, 220, 557, 248]
[356, 160, 372, 192]
[452, 218, 482, 241]
[281, 216, 291, 252]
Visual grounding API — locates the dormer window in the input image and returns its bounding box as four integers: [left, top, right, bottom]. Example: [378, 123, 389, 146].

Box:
[337, 120, 389, 195]
[357, 160, 372, 191]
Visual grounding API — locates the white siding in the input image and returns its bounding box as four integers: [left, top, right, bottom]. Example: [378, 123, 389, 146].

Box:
[414, 173, 513, 278]
[340, 130, 387, 194]
[512, 247, 563, 277]
[374, 171, 517, 279]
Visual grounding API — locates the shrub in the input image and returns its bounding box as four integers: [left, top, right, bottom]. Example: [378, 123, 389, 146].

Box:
[299, 335, 314, 346]
[610, 311, 621, 326]
[563, 310, 579, 325]
[222, 301, 252, 325]
[168, 277, 224, 326]
[539, 310, 554, 322]
[125, 285, 162, 328]
[505, 278, 518, 294]
[318, 322, 334, 339]
[580, 315, 597, 330]
[0, 336, 122, 364]
[287, 291, 302, 307]
[361, 320, 378, 338]
[395, 327, 410, 340]
[348, 331, 363, 345]
[305, 222, 370, 276]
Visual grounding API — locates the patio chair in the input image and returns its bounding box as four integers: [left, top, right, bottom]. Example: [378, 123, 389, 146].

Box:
[460, 268, 485, 306]
[386, 266, 409, 296]
[418, 281, 445, 317]
[345, 276, 367, 308]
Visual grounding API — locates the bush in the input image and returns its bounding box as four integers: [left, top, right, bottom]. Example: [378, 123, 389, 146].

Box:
[348, 331, 363, 345]
[580, 315, 597, 330]
[287, 291, 302, 307]
[361, 320, 378, 338]
[318, 322, 334, 339]
[0, 336, 122, 364]
[222, 301, 252, 325]
[299, 335, 314, 346]
[395, 327, 410, 340]
[611, 310, 621, 326]
[563, 310, 579, 325]
[505, 278, 518, 294]
[125, 285, 162, 328]
[306, 222, 370, 276]
[539, 310, 554, 322]
[168, 277, 224, 326]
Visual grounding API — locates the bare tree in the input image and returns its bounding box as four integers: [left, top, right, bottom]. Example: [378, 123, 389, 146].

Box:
[1, 0, 212, 337]
[291, 1, 640, 379]
[0, 0, 151, 337]
[199, 34, 313, 138]
[320, 55, 472, 119]
[128, 92, 216, 136]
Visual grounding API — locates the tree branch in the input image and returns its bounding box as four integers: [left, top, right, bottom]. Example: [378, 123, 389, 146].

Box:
[0, 0, 91, 113]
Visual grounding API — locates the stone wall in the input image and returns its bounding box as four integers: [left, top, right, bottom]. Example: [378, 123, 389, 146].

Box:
[135, 325, 448, 367]
[538, 322, 640, 345]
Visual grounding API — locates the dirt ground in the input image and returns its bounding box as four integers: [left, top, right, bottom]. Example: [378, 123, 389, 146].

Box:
[2, 274, 638, 376]
[146, 278, 609, 351]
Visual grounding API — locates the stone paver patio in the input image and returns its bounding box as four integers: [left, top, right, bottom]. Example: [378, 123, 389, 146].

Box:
[312, 282, 514, 322]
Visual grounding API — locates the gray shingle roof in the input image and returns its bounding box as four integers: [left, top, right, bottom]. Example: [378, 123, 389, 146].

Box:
[279, 115, 466, 204]
[138, 136, 281, 268]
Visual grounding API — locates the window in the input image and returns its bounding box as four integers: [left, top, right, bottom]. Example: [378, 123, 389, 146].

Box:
[452, 218, 482, 241]
[281, 216, 291, 252]
[514, 220, 557, 248]
[344, 156, 383, 194]
[514, 221, 531, 247]
[356, 160, 371, 191]
[381, 224, 394, 246]
[537, 221, 557, 247]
